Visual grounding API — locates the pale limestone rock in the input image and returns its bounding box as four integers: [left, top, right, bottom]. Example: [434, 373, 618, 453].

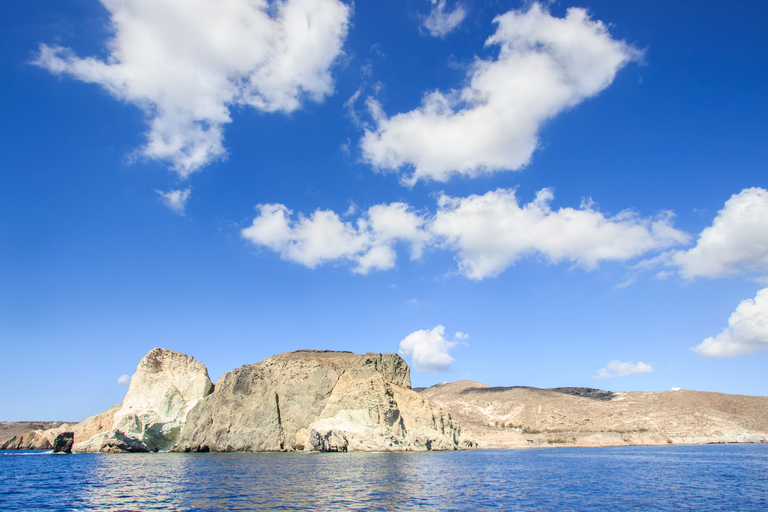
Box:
[7, 349, 465, 453]
[72, 349, 213, 452]
[305, 365, 463, 451]
[106, 348, 213, 451]
[174, 350, 467, 452]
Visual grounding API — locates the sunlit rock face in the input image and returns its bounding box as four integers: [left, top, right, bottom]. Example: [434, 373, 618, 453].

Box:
[105, 348, 214, 452]
[174, 350, 469, 452]
[8, 349, 465, 453]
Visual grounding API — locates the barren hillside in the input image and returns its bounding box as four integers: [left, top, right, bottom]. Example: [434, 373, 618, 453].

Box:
[419, 381, 768, 448]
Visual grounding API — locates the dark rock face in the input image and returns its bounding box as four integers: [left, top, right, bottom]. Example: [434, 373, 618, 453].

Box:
[52, 432, 74, 453]
[459, 385, 613, 401]
[547, 387, 614, 400]
[100, 430, 152, 453]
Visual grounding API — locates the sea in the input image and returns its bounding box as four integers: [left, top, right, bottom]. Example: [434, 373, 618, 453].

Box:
[2, 445, 767, 511]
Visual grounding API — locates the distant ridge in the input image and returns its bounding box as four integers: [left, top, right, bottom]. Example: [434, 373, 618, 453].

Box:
[419, 380, 768, 448]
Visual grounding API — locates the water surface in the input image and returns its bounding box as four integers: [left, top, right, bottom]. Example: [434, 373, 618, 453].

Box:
[2, 445, 766, 511]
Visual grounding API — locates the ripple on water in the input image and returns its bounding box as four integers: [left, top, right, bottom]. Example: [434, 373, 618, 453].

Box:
[1, 445, 767, 511]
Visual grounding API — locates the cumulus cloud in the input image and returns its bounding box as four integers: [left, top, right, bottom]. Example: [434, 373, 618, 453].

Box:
[399, 325, 465, 373]
[694, 287, 768, 357]
[361, 3, 641, 185]
[673, 188, 768, 279]
[241, 202, 430, 274]
[117, 374, 131, 385]
[594, 360, 653, 379]
[156, 187, 191, 215]
[35, 0, 350, 176]
[423, 0, 467, 38]
[431, 188, 689, 279]
[242, 188, 689, 278]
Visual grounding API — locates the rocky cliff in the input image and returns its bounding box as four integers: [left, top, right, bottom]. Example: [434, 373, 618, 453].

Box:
[76, 348, 214, 452]
[2, 348, 468, 453]
[0, 407, 120, 451]
[420, 380, 768, 448]
[174, 350, 468, 452]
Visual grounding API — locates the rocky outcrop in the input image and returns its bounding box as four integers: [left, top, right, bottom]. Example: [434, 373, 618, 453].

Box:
[1, 347, 212, 453]
[0, 429, 53, 450]
[78, 348, 214, 452]
[173, 350, 468, 452]
[52, 432, 74, 453]
[0, 422, 68, 446]
[420, 380, 768, 448]
[2, 348, 463, 453]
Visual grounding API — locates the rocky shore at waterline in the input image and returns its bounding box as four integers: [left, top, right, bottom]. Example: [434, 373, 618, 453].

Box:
[2, 348, 766, 452]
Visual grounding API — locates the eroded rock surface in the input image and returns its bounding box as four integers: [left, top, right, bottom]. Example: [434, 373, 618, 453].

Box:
[174, 350, 468, 452]
[0, 429, 53, 450]
[52, 432, 74, 453]
[100, 348, 214, 451]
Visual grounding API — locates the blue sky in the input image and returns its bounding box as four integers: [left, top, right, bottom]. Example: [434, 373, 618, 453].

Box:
[2, 0, 767, 421]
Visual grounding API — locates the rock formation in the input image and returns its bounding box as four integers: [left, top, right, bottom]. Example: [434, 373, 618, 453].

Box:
[174, 350, 469, 452]
[2, 348, 468, 453]
[420, 380, 768, 448]
[52, 432, 74, 453]
[1, 409, 121, 451]
[20, 349, 768, 452]
[0, 422, 68, 444]
[0, 429, 53, 450]
[77, 348, 213, 452]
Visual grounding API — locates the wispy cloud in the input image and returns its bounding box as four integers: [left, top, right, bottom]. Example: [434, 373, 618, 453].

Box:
[156, 187, 191, 215]
[594, 360, 653, 379]
[35, 0, 350, 176]
[117, 374, 131, 386]
[423, 0, 467, 38]
[361, 3, 642, 185]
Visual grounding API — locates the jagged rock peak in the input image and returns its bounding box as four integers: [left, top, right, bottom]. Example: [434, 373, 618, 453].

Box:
[138, 348, 208, 377]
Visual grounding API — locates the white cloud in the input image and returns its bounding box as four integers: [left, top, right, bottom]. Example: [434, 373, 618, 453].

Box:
[431, 188, 689, 280]
[361, 3, 641, 185]
[35, 0, 350, 176]
[156, 187, 191, 215]
[673, 188, 768, 279]
[694, 287, 768, 357]
[242, 189, 689, 278]
[594, 360, 653, 379]
[117, 374, 131, 385]
[423, 1, 467, 38]
[399, 325, 465, 373]
[240, 202, 430, 274]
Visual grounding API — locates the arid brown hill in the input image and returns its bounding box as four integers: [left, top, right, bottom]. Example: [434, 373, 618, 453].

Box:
[419, 380, 768, 448]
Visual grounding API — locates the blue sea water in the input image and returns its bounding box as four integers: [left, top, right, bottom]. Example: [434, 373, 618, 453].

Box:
[1, 445, 767, 511]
